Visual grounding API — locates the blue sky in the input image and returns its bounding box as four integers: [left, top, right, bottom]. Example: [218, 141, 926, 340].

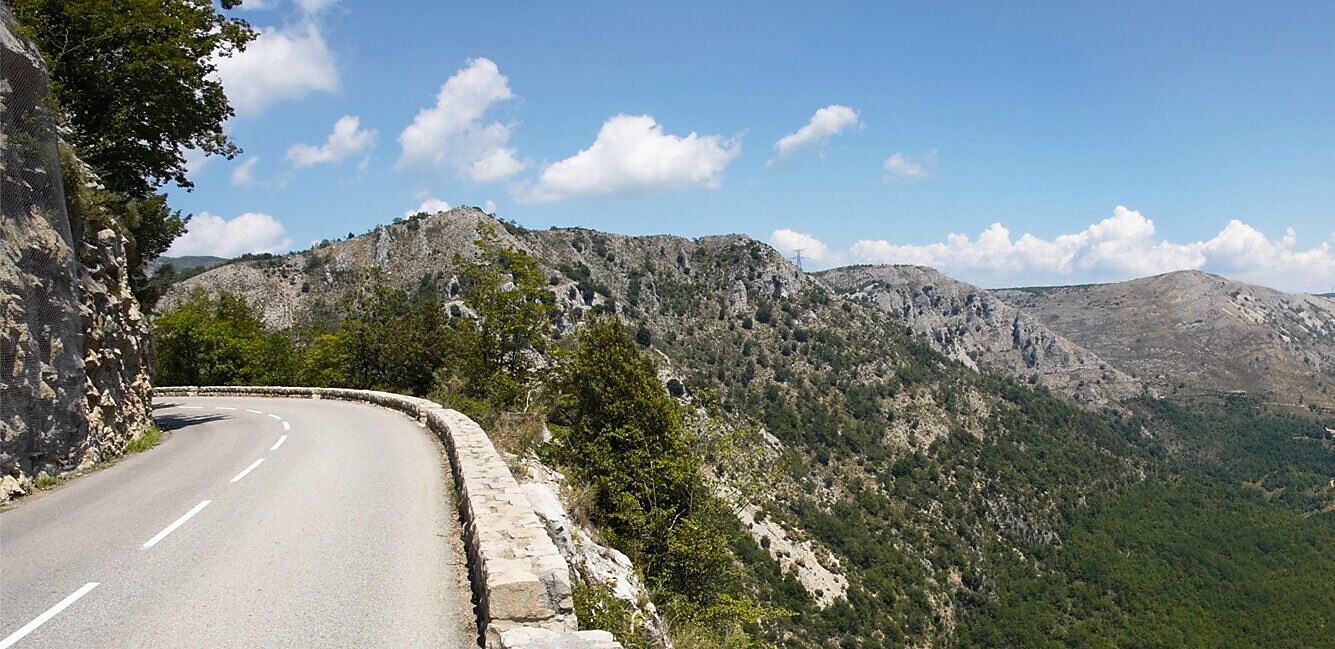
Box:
[167, 0, 1335, 292]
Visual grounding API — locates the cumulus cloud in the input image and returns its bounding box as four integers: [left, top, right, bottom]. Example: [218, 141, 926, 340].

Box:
[772, 206, 1335, 292]
[167, 212, 293, 258]
[883, 151, 937, 180]
[286, 115, 377, 168]
[484, 199, 498, 214]
[405, 197, 451, 216]
[769, 105, 861, 167]
[517, 114, 740, 204]
[397, 58, 525, 183]
[769, 228, 841, 266]
[214, 23, 339, 116]
[231, 157, 261, 187]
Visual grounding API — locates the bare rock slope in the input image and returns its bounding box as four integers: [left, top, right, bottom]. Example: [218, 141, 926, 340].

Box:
[994, 270, 1335, 409]
[819, 265, 1143, 407]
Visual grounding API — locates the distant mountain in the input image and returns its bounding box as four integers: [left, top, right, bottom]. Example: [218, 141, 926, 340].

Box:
[1320, 292, 1335, 299]
[994, 270, 1335, 409]
[149, 255, 228, 275]
[818, 265, 1143, 407]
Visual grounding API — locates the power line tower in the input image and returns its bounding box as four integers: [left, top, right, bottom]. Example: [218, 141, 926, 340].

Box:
[792, 248, 803, 270]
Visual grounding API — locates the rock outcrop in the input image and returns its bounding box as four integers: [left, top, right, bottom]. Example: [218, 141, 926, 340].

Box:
[78, 228, 153, 463]
[1, 4, 88, 494]
[819, 265, 1143, 407]
[1, 6, 154, 500]
[994, 270, 1335, 409]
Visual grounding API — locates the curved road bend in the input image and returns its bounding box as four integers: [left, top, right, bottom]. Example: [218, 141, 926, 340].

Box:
[0, 397, 477, 648]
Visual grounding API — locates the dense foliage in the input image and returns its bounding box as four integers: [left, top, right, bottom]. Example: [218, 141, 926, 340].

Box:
[547, 319, 764, 640]
[10, 0, 254, 196]
[12, 0, 254, 307]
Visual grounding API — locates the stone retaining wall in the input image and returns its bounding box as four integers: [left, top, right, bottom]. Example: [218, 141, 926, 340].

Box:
[153, 386, 620, 649]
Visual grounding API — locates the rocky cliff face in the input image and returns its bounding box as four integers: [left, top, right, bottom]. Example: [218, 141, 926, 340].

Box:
[995, 270, 1335, 410]
[819, 265, 1144, 407]
[1, 7, 153, 501]
[1, 6, 89, 498]
[78, 228, 154, 464]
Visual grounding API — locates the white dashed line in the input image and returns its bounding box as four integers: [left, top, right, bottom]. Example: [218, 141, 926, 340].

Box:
[267, 414, 282, 421]
[230, 458, 265, 483]
[178, 405, 203, 410]
[270, 435, 288, 451]
[245, 409, 263, 414]
[281, 421, 290, 431]
[0, 582, 100, 649]
[142, 501, 211, 549]
[215, 406, 236, 411]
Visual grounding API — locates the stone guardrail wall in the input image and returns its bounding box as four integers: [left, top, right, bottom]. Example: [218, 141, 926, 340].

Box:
[153, 386, 621, 649]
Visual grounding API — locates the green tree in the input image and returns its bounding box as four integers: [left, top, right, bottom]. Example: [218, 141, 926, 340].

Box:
[443, 230, 554, 409]
[153, 289, 291, 385]
[549, 318, 760, 638]
[10, 0, 255, 197]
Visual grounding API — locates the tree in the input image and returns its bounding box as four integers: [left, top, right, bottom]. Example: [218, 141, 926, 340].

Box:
[10, 0, 256, 197]
[549, 318, 760, 635]
[153, 289, 291, 386]
[445, 230, 554, 409]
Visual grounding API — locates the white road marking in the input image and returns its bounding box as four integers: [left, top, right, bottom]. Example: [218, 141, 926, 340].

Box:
[230, 458, 265, 483]
[178, 405, 203, 410]
[0, 582, 100, 649]
[215, 406, 236, 411]
[245, 409, 263, 414]
[142, 501, 211, 549]
[270, 435, 288, 450]
[281, 421, 290, 431]
[267, 414, 282, 420]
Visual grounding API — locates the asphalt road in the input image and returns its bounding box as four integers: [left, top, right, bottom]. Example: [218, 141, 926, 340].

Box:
[0, 397, 477, 648]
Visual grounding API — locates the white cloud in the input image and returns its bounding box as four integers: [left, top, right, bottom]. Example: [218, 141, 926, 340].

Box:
[484, 199, 498, 214]
[883, 151, 937, 180]
[405, 197, 451, 216]
[769, 228, 840, 266]
[231, 157, 261, 187]
[769, 105, 860, 167]
[774, 206, 1335, 292]
[397, 58, 525, 183]
[182, 148, 210, 178]
[167, 212, 293, 258]
[295, 0, 337, 14]
[286, 115, 377, 168]
[214, 23, 338, 116]
[517, 114, 740, 204]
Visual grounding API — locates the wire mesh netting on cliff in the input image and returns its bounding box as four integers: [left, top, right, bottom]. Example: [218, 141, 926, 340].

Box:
[1, 1, 89, 472]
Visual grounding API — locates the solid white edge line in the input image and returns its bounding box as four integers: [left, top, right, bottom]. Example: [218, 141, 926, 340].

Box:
[281, 421, 290, 431]
[229, 458, 265, 483]
[142, 500, 211, 549]
[270, 435, 288, 451]
[267, 414, 282, 420]
[245, 409, 263, 414]
[0, 582, 100, 649]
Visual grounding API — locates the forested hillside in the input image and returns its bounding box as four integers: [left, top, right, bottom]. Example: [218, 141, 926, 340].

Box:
[158, 208, 1335, 648]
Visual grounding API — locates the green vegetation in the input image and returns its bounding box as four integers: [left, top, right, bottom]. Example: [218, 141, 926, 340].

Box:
[11, 0, 254, 307]
[10, 0, 254, 196]
[124, 424, 163, 454]
[546, 319, 765, 644]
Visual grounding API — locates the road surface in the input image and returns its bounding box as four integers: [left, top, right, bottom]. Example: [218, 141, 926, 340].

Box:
[0, 397, 477, 648]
